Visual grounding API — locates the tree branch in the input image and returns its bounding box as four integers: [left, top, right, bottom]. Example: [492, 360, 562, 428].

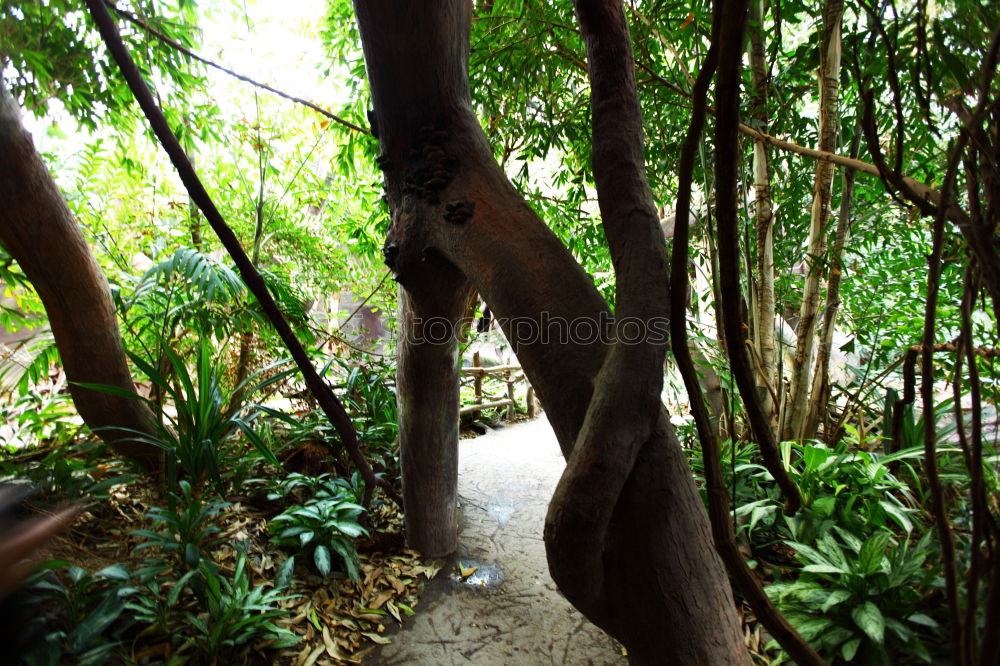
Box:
[666, 2, 822, 662]
[714, 0, 802, 514]
[103, 0, 368, 134]
[84, 0, 400, 509]
[854, 21, 1000, 321]
[918, 95, 971, 666]
[545, 0, 671, 618]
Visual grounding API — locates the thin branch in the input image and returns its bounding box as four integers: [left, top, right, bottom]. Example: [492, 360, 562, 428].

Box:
[854, 21, 1000, 321]
[335, 270, 393, 335]
[714, 0, 802, 514]
[919, 124, 970, 666]
[84, 0, 400, 509]
[668, 2, 822, 663]
[105, 1, 369, 134]
[630, 6, 696, 89]
[959, 267, 992, 664]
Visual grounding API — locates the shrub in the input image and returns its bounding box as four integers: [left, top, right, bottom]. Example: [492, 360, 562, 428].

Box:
[767, 528, 942, 664]
[269, 478, 368, 581]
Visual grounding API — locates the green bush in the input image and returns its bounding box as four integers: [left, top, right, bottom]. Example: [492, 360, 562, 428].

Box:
[269, 476, 368, 581]
[132, 479, 228, 576]
[780, 440, 918, 545]
[767, 528, 942, 664]
[183, 552, 299, 660]
[77, 339, 289, 498]
[22, 561, 136, 666]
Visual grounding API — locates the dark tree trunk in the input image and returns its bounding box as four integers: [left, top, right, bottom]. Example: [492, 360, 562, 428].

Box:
[0, 84, 162, 470]
[395, 273, 471, 556]
[354, 1, 748, 662]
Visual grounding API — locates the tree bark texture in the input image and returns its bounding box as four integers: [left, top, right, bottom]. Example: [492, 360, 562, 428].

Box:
[395, 277, 471, 556]
[785, 0, 843, 441]
[0, 84, 162, 470]
[354, 0, 748, 661]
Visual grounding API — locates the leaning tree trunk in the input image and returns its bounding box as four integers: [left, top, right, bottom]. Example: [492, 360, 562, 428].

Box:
[354, 0, 748, 662]
[784, 0, 844, 441]
[0, 83, 162, 470]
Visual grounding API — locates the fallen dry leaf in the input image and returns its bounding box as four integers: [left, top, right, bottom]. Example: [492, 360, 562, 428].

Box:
[360, 631, 391, 645]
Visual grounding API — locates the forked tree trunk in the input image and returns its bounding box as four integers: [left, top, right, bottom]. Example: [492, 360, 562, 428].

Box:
[0, 84, 162, 470]
[784, 0, 844, 441]
[354, 1, 748, 662]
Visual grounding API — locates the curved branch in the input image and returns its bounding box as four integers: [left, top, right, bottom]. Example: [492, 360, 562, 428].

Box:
[714, 0, 802, 514]
[574, 0, 668, 323]
[855, 22, 1000, 321]
[666, 3, 822, 663]
[918, 95, 973, 666]
[84, 0, 400, 509]
[545, 0, 670, 618]
[913, 26, 1000, 656]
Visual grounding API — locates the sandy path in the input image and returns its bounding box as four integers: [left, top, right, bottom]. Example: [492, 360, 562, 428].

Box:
[371, 416, 624, 665]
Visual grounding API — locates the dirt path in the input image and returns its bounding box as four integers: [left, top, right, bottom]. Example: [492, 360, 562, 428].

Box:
[371, 416, 624, 665]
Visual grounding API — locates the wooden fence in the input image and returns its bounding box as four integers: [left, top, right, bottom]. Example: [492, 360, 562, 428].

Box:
[459, 351, 536, 420]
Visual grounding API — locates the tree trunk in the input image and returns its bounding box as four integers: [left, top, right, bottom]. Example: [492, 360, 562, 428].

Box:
[784, 0, 843, 441]
[802, 129, 860, 440]
[354, 1, 748, 662]
[226, 180, 266, 414]
[0, 84, 162, 470]
[395, 275, 471, 557]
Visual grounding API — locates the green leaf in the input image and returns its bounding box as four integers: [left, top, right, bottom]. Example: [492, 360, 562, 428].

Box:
[233, 418, 282, 468]
[821, 589, 852, 612]
[787, 541, 836, 569]
[858, 532, 890, 575]
[333, 521, 367, 538]
[71, 593, 125, 652]
[276, 556, 295, 590]
[96, 563, 130, 580]
[851, 601, 884, 644]
[792, 616, 834, 641]
[314, 545, 331, 576]
[841, 637, 861, 661]
[879, 500, 913, 534]
[184, 542, 201, 568]
[811, 496, 836, 518]
[329, 538, 360, 582]
[907, 613, 938, 628]
[885, 616, 912, 642]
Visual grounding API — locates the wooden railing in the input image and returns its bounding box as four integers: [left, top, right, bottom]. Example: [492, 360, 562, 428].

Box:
[459, 351, 536, 420]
